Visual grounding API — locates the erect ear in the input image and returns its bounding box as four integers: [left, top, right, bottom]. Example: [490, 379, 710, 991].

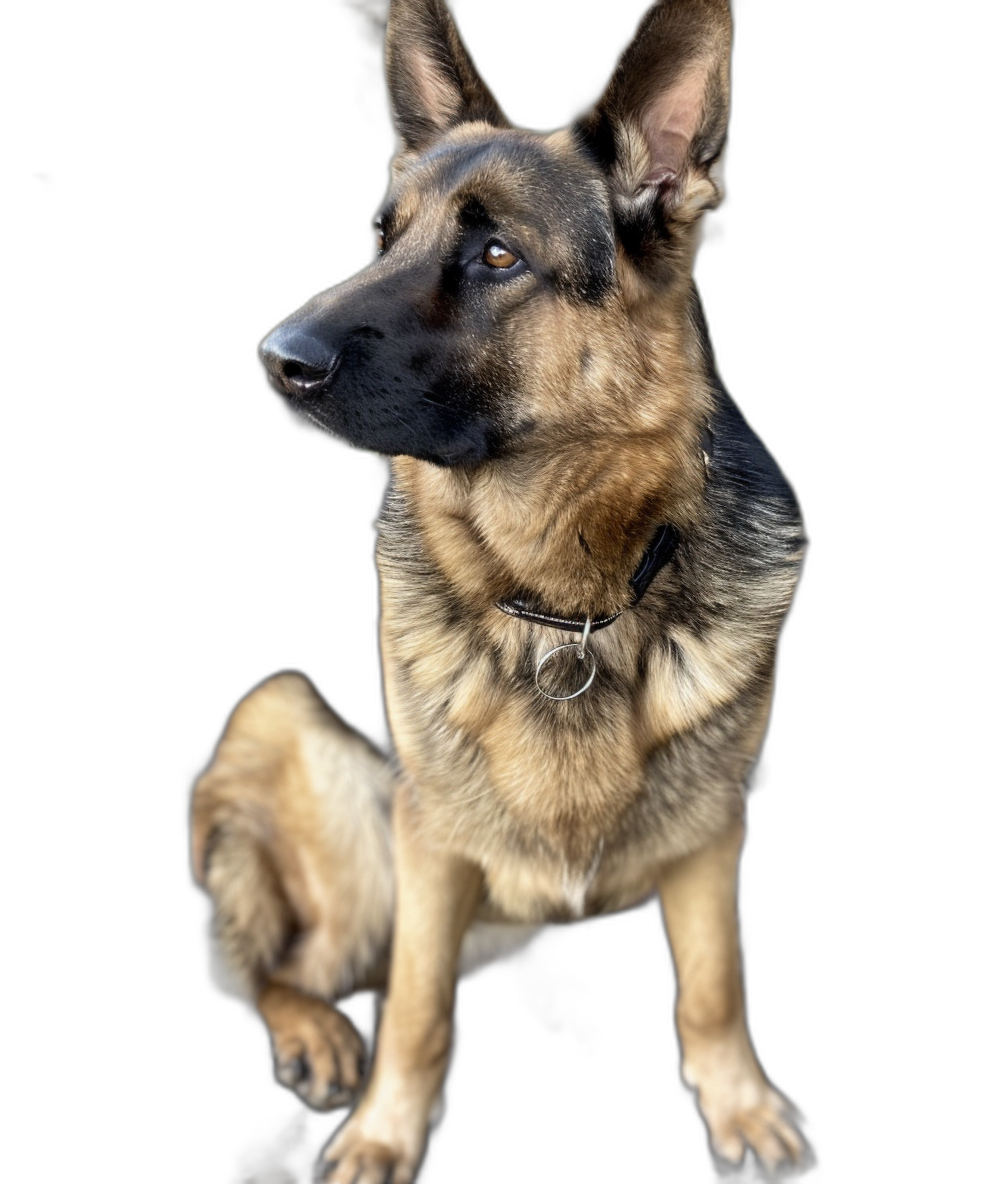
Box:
[577, 0, 731, 223]
[385, 0, 508, 152]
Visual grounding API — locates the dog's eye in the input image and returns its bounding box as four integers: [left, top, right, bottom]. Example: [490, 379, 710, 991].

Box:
[375, 225, 386, 254]
[483, 241, 519, 269]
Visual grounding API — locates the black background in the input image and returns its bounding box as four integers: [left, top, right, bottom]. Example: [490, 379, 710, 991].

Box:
[31, 2, 904, 1184]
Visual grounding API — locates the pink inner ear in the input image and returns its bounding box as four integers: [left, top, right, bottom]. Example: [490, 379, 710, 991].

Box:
[640, 130, 691, 187]
[640, 62, 707, 184]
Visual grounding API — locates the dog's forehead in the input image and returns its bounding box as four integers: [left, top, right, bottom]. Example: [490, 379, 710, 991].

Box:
[390, 127, 611, 244]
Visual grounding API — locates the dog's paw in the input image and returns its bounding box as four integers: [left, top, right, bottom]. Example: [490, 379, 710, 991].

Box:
[315, 1112, 420, 1184]
[312, 1029, 443, 1184]
[266, 992, 366, 1111]
[677, 1046, 810, 1184]
[701, 1079, 810, 1179]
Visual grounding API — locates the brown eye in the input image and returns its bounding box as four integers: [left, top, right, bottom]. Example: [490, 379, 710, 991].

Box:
[376, 228, 385, 254]
[483, 240, 518, 268]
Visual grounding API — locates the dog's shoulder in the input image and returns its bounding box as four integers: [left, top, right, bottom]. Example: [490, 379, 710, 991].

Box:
[708, 384, 802, 539]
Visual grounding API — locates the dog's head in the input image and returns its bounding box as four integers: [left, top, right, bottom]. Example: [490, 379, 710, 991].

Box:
[260, 0, 731, 468]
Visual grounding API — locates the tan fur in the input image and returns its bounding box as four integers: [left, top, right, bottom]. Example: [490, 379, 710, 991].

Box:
[659, 821, 806, 1170]
[192, 672, 395, 998]
[193, 1, 809, 1177]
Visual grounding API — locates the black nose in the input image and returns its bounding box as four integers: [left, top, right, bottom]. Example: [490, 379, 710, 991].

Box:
[259, 325, 340, 400]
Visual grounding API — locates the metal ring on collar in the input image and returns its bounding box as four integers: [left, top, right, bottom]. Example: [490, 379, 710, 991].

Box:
[534, 617, 596, 701]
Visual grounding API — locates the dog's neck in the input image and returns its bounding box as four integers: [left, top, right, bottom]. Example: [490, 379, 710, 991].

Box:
[392, 406, 709, 624]
[496, 520, 682, 633]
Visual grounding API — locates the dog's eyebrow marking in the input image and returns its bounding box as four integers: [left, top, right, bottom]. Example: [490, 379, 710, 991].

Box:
[457, 196, 498, 232]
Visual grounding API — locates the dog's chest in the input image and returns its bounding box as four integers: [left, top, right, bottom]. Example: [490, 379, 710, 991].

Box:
[383, 611, 652, 870]
[376, 558, 772, 922]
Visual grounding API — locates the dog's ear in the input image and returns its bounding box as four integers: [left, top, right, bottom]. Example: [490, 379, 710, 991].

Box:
[577, 0, 731, 224]
[385, 0, 508, 151]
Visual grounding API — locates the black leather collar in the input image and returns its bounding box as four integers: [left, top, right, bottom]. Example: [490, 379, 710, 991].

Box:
[495, 419, 711, 634]
[496, 522, 681, 633]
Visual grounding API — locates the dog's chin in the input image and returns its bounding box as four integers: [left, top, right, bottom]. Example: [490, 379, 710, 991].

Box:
[284, 395, 504, 468]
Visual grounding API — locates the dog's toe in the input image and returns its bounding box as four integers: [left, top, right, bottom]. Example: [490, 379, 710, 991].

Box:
[276, 1051, 309, 1088]
[317, 1127, 414, 1184]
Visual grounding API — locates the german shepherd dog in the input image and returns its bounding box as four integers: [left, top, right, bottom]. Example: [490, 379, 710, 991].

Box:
[191, 0, 809, 1178]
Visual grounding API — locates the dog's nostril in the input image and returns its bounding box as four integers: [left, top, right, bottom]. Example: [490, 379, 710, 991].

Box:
[280, 359, 333, 396]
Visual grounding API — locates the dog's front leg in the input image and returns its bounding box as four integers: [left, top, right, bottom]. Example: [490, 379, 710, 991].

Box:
[318, 786, 482, 1184]
[659, 820, 809, 1173]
